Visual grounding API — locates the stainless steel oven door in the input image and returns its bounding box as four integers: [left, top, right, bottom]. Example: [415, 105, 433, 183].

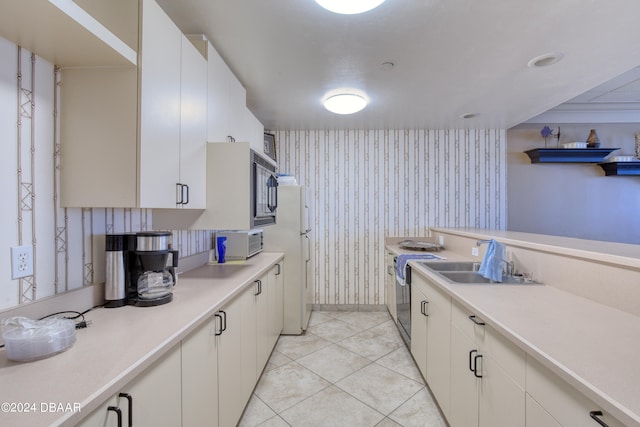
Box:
[396, 262, 411, 347]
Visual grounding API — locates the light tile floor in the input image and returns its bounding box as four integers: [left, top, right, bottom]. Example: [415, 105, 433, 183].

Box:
[239, 310, 447, 427]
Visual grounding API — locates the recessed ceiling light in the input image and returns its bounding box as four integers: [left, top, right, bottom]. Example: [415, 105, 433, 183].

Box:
[527, 52, 564, 68]
[314, 0, 386, 14]
[323, 93, 368, 115]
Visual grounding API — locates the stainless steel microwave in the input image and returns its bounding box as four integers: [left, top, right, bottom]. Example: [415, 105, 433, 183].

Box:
[251, 150, 278, 227]
[216, 229, 263, 260]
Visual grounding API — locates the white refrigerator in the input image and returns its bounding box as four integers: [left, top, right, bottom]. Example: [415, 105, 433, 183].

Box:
[263, 185, 312, 334]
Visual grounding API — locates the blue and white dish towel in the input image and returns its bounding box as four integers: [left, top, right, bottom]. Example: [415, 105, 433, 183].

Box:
[396, 253, 443, 286]
[477, 239, 506, 282]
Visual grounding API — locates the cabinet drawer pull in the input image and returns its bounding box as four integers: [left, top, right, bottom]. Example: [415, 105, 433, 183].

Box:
[589, 411, 610, 427]
[118, 393, 133, 427]
[107, 406, 122, 427]
[473, 354, 483, 378]
[468, 315, 485, 326]
[421, 300, 429, 316]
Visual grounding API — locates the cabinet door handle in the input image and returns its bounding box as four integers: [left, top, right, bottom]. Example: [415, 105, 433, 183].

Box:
[118, 393, 133, 427]
[182, 184, 189, 205]
[276, 263, 281, 275]
[255, 279, 262, 295]
[469, 349, 477, 373]
[589, 411, 610, 427]
[215, 311, 227, 335]
[214, 313, 223, 336]
[421, 300, 429, 316]
[107, 406, 122, 427]
[473, 354, 483, 378]
[176, 183, 183, 205]
[221, 310, 227, 332]
[469, 315, 485, 326]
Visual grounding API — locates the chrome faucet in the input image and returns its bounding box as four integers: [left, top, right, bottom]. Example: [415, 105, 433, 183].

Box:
[500, 258, 515, 277]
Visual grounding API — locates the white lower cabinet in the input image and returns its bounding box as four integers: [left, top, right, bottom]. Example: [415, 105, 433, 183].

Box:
[449, 300, 526, 427]
[181, 315, 219, 427]
[410, 272, 451, 418]
[526, 356, 625, 427]
[79, 345, 182, 427]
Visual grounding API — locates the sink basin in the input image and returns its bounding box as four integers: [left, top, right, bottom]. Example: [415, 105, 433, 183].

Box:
[418, 261, 481, 272]
[439, 271, 542, 285]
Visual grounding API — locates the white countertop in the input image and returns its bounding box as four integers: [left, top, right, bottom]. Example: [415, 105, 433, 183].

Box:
[0, 252, 284, 427]
[407, 257, 640, 427]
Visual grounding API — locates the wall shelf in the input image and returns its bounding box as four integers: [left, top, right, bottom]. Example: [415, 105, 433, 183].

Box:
[524, 148, 619, 163]
[597, 161, 640, 176]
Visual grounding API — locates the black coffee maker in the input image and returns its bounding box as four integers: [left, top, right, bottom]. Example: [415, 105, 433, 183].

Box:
[105, 231, 178, 307]
[128, 231, 178, 307]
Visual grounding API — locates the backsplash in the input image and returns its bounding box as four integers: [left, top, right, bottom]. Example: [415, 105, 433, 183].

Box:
[274, 129, 506, 305]
[0, 39, 210, 310]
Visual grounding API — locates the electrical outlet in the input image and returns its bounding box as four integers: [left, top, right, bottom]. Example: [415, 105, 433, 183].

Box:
[11, 245, 33, 279]
[438, 235, 445, 245]
[471, 246, 479, 257]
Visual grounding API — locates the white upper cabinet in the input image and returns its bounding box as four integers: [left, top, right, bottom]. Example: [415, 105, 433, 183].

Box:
[179, 35, 208, 209]
[138, 0, 182, 208]
[205, 40, 248, 143]
[60, 0, 207, 208]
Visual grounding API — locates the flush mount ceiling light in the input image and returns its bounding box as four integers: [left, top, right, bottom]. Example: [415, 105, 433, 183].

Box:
[527, 52, 564, 68]
[323, 93, 368, 115]
[314, 0, 386, 14]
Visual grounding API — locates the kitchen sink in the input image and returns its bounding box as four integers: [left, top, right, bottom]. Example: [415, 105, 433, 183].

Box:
[418, 261, 542, 285]
[439, 271, 542, 285]
[418, 261, 481, 272]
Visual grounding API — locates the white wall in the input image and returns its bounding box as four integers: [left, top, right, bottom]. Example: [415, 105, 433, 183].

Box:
[0, 38, 210, 311]
[276, 129, 507, 306]
[507, 123, 640, 244]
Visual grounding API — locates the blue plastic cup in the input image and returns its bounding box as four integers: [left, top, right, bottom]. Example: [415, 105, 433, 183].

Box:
[217, 236, 227, 264]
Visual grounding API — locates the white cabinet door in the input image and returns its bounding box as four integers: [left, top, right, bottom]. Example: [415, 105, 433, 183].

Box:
[424, 277, 451, 418]
[450, 322, 480, 427]
[410, 283, 428, 378]
[478, 352, 525, 427]
[217, 293, 247, 427]
[242, 281, 259, 398]
[206, 40, 247, 143]
[182, 316, 219, 427]
[270, 262, 284, 345]
[179, 35, 207, 209]
[78, 345, 182, 427]
[138, 0, 182, 208]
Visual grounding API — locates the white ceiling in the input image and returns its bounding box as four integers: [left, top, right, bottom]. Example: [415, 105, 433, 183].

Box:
[156, 0, 640, 130]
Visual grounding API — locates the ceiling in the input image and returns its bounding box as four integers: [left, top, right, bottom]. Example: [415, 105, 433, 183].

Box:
[156, 0, 640, 131]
